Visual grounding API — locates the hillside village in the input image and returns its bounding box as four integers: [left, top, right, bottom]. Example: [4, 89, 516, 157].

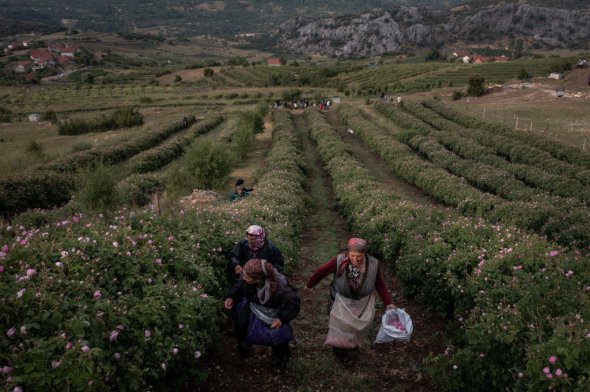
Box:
[2, 40, 82, 81]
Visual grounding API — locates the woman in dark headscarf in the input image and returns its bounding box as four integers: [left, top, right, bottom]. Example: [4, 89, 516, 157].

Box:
[224, 258, 300, 367]
[228, 225, 285, 275]
[304, 238, 396, 359]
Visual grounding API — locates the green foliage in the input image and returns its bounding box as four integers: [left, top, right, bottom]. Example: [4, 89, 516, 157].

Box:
[58, 108, 144, 136]
[42, 110, 58, 123]
[129, 116, 222, 174]
[25, 140, 45, 156]
[517, 68, 531, 81]
[0, 106, 12, 122]
[139, 96, 153, 104]
[0, 171, 74, 215]
[452, 90, 464, 100]
[467, 74, 485, 97]
[203, 68, 214, 77]
[70, 141, 94, 153]
[75, 162, 120, 211]
[166, 141, 235, 195]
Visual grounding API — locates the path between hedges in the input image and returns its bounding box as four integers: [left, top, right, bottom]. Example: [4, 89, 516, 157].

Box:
[198, 111, 446, 392]
[323, 109, 441, 207]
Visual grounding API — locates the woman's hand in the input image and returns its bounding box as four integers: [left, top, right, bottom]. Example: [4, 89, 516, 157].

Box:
[303, 285, 312, 295]
[234, 265, 243, 276]
[224, 298, 234, 310]
[386, 304, 397, 311]
[270, 318, 282, 329]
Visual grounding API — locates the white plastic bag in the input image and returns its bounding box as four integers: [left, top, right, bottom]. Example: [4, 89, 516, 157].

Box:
[374, 308, 413, 343]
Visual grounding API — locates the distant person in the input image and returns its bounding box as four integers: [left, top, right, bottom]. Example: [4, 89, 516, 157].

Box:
[229, 179, 253, 202]
[396, 96, 402, 106]
[228, 225, 285, 275]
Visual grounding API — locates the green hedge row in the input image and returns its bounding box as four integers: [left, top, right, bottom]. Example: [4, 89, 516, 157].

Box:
[403, 100, 590, 186]
[423, 99, 590, 170]
[371, 103, 590, 249]
[432, 130, 590, 204]
[44, 116, 197, 173]
[407, 134, 542, 201]
[58, 107, 144, 136]
[129, 117, 223, 174]
[0, 171, 75, 218]
[306, 108, 590, 392]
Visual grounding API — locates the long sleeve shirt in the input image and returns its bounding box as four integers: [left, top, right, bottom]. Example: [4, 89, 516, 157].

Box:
[306, 256, 393, 306]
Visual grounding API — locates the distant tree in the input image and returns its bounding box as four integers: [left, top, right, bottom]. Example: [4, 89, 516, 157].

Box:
[203, 68, 214, 77]
[279, 57, 287, 65]
[174, 75, 182, 83]
[0, 106, 12, 122]
[26, 140, 44, 156]
[425, 49, 443, 61]
[42, 110, 58, 123]
[518, 68, 531, 82]
[467, 74, 486, 97]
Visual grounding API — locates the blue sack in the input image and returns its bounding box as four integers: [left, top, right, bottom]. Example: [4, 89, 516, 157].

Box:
[244, 313, 294, 347]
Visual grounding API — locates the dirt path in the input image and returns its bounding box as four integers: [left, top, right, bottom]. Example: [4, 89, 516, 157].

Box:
[198, 111, 446, 391]
[324, 109, 441, 207]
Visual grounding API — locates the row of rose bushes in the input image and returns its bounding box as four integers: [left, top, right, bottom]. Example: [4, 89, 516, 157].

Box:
[350, 102, 589, 205]
[370, 103, 590, 250]
[129, 117, 224, 174]
[402, 100, 590, 187]
[422, 99, 590, 170]
[430, 129, 589, 204]
[306, 108, 589, 391]
[0, 110, 308, 391]
[43, 116, 198, 174]
[0, 117, 199, 218]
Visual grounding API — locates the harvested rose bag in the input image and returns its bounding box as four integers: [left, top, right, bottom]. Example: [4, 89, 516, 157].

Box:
[374, 308, 413, 343]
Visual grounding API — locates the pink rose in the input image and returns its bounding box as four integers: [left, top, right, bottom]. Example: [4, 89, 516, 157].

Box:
[194, 351, 202, 359]
[109, 331, 119, 342]
[113, 352, 121, 360]
[144, 330, 151, 338]
[172, 348, 179, 355]
[81, 345, 90, 353]
[546, 373, 553, 380]
[16, 288, 26, 298]
[65, 342, 73, 350]
[26, 268, 36, 277]
[0, 265, 4, 273]
[543, 367, 550, 374]
[1, 245, 8, 253]
[549, 356, 557, 364]
[14, 386, 23, 392]
[51, 360, 61, 369]
[93, 290, 102, 300]
[555, 368, 563, 377]
[549, 250, 559, 257]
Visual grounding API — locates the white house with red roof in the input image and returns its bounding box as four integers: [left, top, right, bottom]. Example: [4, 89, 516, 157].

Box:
[267, 58, 281, 66]
[12, 60, 34, 73]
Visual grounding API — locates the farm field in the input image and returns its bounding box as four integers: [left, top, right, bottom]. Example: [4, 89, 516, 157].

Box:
[1, 51, 590, 392]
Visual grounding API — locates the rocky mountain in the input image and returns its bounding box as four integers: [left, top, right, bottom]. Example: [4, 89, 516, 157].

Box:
[273, 4, 590, 57]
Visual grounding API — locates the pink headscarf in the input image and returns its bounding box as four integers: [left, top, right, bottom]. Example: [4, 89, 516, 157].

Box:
[337, 237, 368, 277]
[246, 225, 266, 252]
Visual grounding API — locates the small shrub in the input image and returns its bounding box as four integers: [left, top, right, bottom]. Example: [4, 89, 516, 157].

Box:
[203, 68, 214, 77]
[139, 96, 153, 104]
[70, 141, 93, 153]
[452, 90, 464, 100]
[26, 140, 45, 156]
[76, 162, 120, 211]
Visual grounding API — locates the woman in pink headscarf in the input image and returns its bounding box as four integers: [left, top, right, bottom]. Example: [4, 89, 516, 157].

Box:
[228, 225, 285, 276]
[304, 238, 396, 361]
